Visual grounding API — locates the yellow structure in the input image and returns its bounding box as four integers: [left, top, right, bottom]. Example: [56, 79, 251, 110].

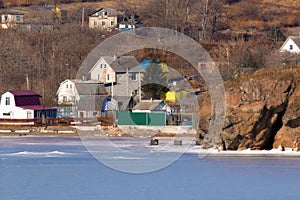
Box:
[165, 90, 188, 101]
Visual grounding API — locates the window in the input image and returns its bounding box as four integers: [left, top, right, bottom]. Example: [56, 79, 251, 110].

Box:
[98, 74, 100, 80]
[16, 15, 20, 22]
[129, 72, 137, 81]
[63, 96, 67, 102]
[27, 111, 32, 118]
[70, 84, 72, 89]
[3, 113, 10, 116]
[102, 21, 106, 26]
[94, 21, 97, 27]
[4, 15, 8, 21]
[290, 45, 293, 50]
[110, 21, 114, 26]
[5, 97, 10, 105]
[104, 64, 106, 68]
[66, 84, 68, 89]
[106, 74, 110, 82]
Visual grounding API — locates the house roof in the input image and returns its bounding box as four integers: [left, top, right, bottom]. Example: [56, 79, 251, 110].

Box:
[8, 90, 41, 107]
[106, 56, 144, 73]
[9, 90, 40, 96]
[78, 95, 111, 112]
[75, 83, 107, 95]
[291, 36, 300, 47]
[132, 100, 164, 111]
[89, 8, 119, 17]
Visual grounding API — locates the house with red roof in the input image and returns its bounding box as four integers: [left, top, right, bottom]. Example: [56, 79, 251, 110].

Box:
[0, 90, 57, 123]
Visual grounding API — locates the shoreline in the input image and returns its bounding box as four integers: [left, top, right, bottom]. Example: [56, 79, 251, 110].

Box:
[1, 133, 300, 157]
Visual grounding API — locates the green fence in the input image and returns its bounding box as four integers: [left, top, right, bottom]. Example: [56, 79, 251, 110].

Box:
[118, 111, 166, 126]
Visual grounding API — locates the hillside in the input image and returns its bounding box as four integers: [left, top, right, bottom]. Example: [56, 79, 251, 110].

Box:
[0, 0, 299, 105]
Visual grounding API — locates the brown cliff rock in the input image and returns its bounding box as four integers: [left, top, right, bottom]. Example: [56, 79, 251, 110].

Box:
[198, 69, 296, 150]
[273, 84, 300, 150]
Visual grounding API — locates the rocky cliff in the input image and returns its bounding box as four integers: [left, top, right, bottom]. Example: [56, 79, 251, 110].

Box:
[198, 67, 300, 150]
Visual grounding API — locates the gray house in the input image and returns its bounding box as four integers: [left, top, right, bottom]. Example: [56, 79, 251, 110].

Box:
[89, 56, 145, 97]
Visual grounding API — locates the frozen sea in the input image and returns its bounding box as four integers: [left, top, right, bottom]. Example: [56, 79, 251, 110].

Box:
[1, 136, 300, 200]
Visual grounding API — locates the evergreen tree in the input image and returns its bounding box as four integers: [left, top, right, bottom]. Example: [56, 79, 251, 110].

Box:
[142, 61, 169, 99]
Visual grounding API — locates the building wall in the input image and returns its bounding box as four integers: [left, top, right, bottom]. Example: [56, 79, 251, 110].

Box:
[89, 16, 117, 29]
[112, 72, 142, 96]
[281, 39, 300, 53]
[90, 59, 116, 84]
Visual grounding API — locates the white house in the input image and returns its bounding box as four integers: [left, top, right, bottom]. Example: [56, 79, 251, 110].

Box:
[0, 13, 24, 29]
[56, 79, 108, 118]
[89, 56, 145, 97]
[56, 79, 107, 106]
[279, 36, 300, 53]
[89, 8, 119, 30]
[0, 90, 57, 123]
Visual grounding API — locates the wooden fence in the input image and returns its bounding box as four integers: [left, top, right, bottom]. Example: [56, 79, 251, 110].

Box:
[0, 117, 114, 127]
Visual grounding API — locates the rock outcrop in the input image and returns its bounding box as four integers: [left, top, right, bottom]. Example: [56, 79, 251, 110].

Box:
[198, 68, 300, 150]
[273, 84, 300, 150]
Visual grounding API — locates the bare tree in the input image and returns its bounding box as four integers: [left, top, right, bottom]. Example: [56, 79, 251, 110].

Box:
[198, 0, 224, 41]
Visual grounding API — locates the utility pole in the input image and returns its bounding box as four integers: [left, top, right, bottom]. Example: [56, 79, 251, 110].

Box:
[111, 80, 114, 98]
[126, 68, 129, 96]
[138, 71, 141, 102]
[26, 74, 30, 90]
[81, 7, 85, 27]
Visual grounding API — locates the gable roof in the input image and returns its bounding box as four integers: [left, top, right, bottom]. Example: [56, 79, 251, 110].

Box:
[291, 36, 300, 47]
[110, 56, 143, 73]
[132, 100, 164, 111]
[88, 56, 144, 75]
[8, 90, 41, 106]
[89, 8, 119, 17]
[9, 90, 40, 96]
[75, 82, 107, 95]
[280, 36, 300, 52]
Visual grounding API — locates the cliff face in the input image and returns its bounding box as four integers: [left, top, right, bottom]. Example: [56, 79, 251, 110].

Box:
[198, 68, 300, 150]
